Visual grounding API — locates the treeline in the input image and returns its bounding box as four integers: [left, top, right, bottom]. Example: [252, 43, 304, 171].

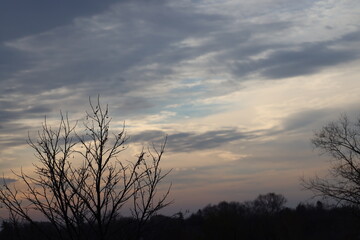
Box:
[1, 193, 360, 240]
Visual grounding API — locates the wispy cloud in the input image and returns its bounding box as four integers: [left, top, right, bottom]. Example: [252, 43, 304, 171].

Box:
[131, 128, 254, 152]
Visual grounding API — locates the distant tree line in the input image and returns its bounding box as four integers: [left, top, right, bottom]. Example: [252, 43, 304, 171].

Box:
[2, 192, 360, 240]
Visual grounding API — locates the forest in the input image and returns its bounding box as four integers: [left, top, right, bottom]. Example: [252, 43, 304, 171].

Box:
[1, 193, 359, 240]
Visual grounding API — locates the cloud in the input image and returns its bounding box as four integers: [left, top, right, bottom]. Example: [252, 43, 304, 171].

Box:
[232, 35, 360, 79]
[131, 128, 253, 152]
[340, 30, 360, 42]
[0, 100, 52, 129]
[281, 108, 336, 132]
[0, 178, 17, 184]
[0, 1, 229, 109]
[170, 164, 250, 191]
[2, 0, 359, 114]
[0, 99, 56, 153]
[0, 45, 36, 82]
[0, 0, 120, 42]
[277, 102, 360, 137]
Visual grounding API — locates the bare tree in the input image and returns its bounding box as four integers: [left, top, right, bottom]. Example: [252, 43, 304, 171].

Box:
[252, 193, 287, 215]
[0, 97, 172, 240]
[302, 114, 360, 207]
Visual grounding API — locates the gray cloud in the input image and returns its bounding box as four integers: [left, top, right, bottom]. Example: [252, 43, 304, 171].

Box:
[131, 128, 253, 152]
[0, 45, 35, 81]
[340, 30, 360, 42]
[279, 104, 360, 136]
[0, 100, 54, 152]
[282, 108, 337, 132]
[0, 134, 27, 149]
[255, 108, 340, 140]
[0, 0, 227, 99]
[170, 164, 250, 190]
[0, 178, 17, 184]
[0, 100, 51, 124]
[232, 40, 359, 79]
[0, 0, 120, 42]
[2, 1, 359, 107]
[169, 129, 251, 152]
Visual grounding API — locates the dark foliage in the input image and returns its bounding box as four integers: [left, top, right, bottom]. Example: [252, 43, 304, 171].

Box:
[2, 193, 360, 240]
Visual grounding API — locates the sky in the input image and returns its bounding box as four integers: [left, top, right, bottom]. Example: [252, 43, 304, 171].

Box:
[1, 0, 360, 215]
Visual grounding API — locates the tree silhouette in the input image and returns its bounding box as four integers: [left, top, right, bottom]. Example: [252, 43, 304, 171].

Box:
[252, 192, 287, 215]
[0, 97, 171, 240]
[302, 114, 360, 208]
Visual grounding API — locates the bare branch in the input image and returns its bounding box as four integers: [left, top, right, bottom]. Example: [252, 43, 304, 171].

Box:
[303, 114, 360, 207]
[0, 97, 171, 240]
